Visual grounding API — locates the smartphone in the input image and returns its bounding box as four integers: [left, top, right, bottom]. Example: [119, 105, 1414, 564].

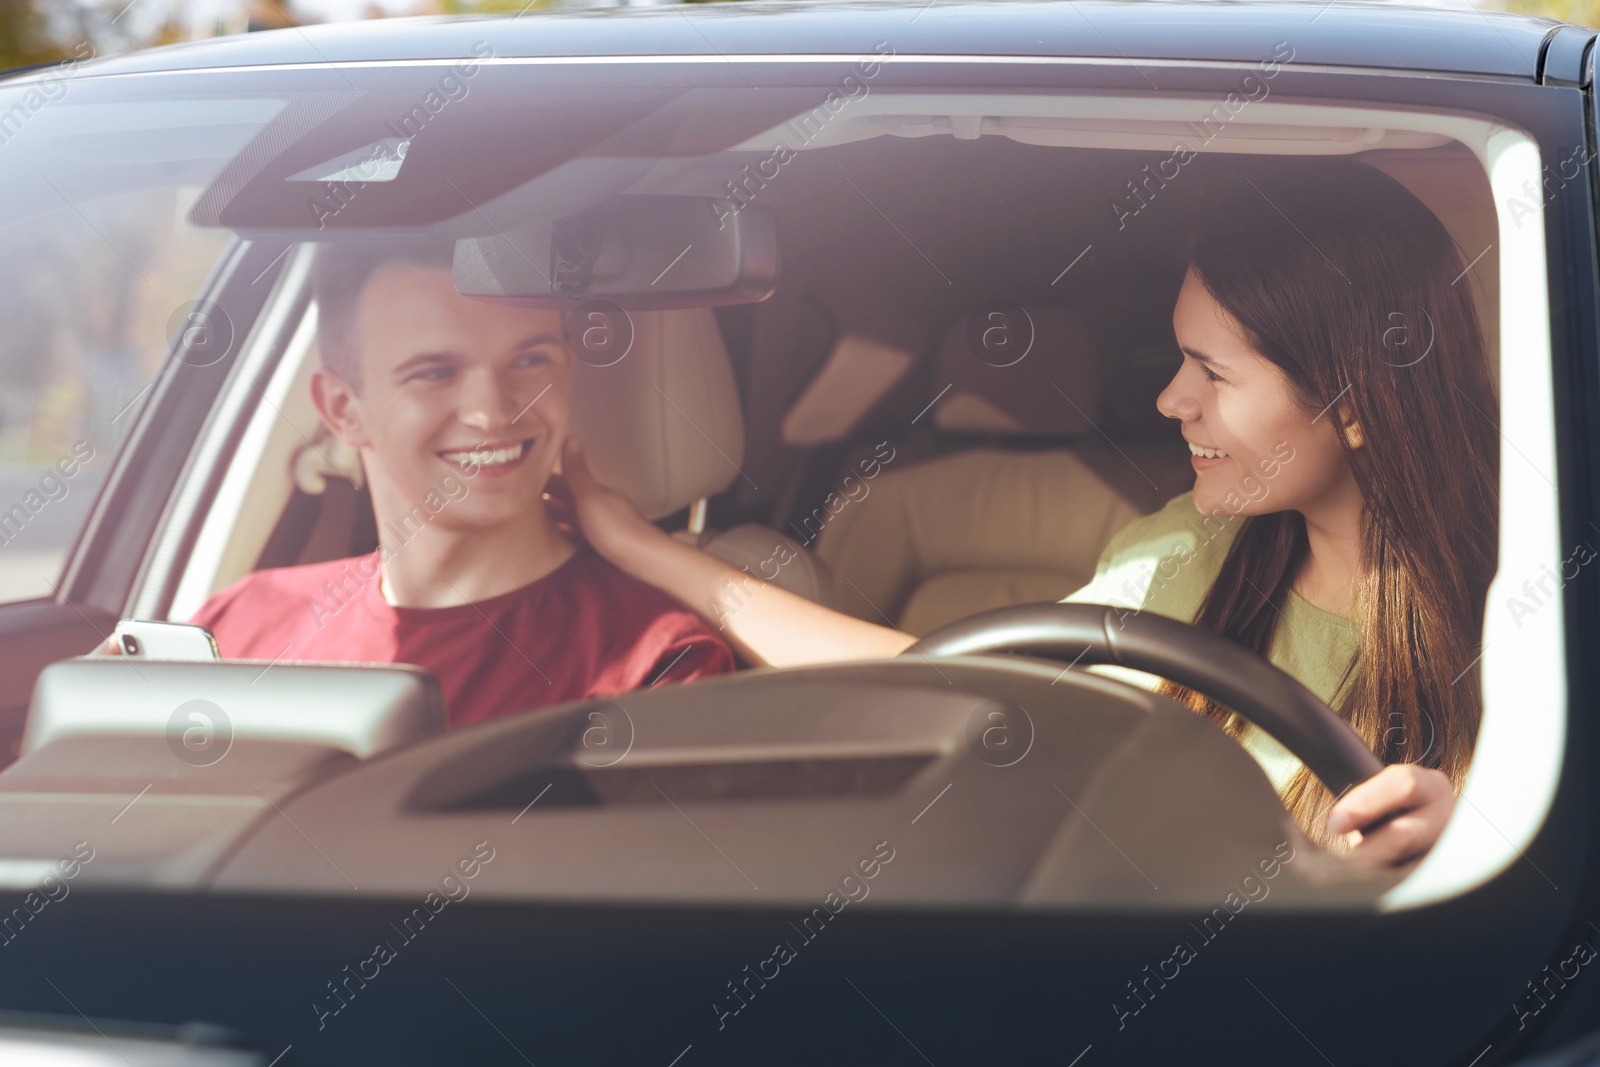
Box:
[111, 619, 220, 661]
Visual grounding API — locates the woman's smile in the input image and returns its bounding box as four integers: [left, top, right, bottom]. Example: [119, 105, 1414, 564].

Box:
[1187, 438, 1230, 471]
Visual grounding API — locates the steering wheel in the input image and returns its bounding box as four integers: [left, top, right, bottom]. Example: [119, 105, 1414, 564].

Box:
[904, 602, 1383, 796]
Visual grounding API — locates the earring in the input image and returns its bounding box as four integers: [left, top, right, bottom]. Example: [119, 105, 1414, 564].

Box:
[1333, 400, 1365, 449]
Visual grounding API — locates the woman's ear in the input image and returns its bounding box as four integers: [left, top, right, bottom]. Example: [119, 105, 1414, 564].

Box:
[311, 368, 373, 449]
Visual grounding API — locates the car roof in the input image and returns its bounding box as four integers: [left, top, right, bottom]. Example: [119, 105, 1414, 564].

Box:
[29, 0, 1573, 85]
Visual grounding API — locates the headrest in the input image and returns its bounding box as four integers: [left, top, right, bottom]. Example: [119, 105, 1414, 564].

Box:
[568, 308, 745, 520]
[932, 306, 1100, 436]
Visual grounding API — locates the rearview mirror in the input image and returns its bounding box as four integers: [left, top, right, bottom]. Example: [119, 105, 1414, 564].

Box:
[453, 195, 778, 309]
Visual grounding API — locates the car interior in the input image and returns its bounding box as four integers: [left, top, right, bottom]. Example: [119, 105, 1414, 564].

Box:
[1, 79, 1557, 917]
[168, 130, 1501, 638]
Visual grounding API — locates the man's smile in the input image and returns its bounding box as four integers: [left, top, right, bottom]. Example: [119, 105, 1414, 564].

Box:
[437, 438, 533, 475]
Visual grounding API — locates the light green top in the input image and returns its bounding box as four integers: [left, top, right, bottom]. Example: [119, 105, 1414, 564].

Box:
[1060, 492, 1361, 792]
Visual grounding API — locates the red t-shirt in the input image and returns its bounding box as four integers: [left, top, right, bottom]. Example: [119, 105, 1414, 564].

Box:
[191, 547, 734, 727]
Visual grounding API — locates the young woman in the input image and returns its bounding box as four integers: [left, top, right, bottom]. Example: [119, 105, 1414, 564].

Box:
[553, 157, 1499, 871]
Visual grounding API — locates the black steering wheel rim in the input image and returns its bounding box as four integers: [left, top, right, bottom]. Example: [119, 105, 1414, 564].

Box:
[904, 602, 1382, 796]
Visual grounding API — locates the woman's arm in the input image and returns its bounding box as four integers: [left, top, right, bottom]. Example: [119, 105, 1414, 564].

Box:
[555, 437, 915, 668]
[560, 439, 1454, 866]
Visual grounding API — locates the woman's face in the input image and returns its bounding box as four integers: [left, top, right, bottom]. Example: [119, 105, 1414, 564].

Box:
[1158, 266, 1357, 520]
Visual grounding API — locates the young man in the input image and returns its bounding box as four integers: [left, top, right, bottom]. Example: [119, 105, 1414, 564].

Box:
[189, 242, 734, 727]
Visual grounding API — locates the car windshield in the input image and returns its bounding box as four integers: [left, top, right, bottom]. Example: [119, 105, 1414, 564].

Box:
[0, 51, 1558, 918]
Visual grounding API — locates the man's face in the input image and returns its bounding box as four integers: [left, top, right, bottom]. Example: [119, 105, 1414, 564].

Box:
[321, 264, 571, 531]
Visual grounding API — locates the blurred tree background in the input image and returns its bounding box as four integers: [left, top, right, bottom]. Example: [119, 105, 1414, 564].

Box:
[0, 0, 1591, 67]
[1490, 0, 1600, 21]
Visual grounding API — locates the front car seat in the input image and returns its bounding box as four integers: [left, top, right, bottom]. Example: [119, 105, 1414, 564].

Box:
[814, 307, 1164, 635]
[568, 307, 837, 610]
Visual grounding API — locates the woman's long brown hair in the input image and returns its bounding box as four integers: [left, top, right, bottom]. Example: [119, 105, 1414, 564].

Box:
[1154, 158, 1500, 849]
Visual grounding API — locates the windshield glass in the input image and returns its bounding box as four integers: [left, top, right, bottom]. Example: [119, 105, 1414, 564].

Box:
[0, 56, 1541, 914]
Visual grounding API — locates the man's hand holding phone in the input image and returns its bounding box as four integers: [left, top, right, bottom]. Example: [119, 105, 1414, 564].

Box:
[96, 620, 220, 661]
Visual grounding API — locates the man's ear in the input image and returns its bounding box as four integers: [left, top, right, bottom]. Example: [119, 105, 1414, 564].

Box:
[311, 367, 372, 449]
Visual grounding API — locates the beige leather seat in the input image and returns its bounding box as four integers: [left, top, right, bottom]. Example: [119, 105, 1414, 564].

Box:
[569, 308, 836, 609]
[813, 307, 1153, 636]
[816, 448, 1144, 635]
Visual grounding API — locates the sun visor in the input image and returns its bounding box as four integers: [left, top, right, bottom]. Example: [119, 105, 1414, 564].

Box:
[726, 94, 1455, 156]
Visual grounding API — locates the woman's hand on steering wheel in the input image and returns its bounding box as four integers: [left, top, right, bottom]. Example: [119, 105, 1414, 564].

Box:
[908, 604, 1465, 869]
[1326, 764, 1456, 868]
